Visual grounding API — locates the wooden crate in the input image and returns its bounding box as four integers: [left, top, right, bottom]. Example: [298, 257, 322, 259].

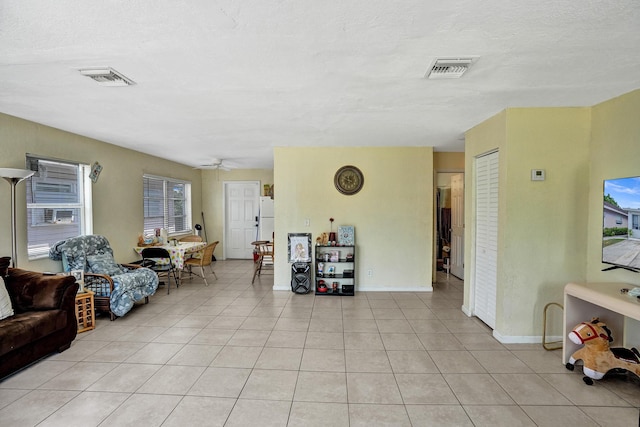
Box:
[75, 290, 95, 333]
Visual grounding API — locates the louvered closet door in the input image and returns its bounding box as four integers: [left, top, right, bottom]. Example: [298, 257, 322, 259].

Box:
[474, 151, 499, 329]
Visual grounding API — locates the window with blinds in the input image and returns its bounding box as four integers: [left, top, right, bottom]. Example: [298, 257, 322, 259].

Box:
[25, 155, 93, 259]
[143, 175, 192, 235]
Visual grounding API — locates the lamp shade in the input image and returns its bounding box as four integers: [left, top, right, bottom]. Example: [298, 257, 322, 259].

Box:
[0, 168, 35, 268]
[0, 168, 35, 182]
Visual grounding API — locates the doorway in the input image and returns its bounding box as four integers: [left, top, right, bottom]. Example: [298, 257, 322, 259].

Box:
[436, 172, 464, 280]
[224, 181, 260, 259]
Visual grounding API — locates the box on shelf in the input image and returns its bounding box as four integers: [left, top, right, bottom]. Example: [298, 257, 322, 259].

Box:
[343, 269, 354, 278]
[341, 284, 354, 293]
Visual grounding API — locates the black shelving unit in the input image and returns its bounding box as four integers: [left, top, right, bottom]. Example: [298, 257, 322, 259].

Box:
[315, 245, 355, 296]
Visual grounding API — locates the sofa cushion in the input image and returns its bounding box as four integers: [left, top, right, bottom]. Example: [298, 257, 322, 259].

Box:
[87, 253, 125, 276]
[0, 276, 14, 320]
[0, 310, 67, 357]
[5, 270, 73, 312]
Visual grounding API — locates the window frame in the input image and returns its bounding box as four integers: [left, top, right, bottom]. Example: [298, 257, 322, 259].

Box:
[25, 155, 93, 260]
[143, 174, 192, 236]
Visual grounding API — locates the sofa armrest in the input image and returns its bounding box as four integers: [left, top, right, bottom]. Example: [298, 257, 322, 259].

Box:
[5, 268, 78, 312]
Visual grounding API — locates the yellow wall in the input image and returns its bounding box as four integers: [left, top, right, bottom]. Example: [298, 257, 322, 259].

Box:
[464, 110, 507, 312]
[0, 113, 203, 271]
[273, 146, 434, 291]
[587, 89, 640, 282]
[465, 107, 591, 341]
[434, 152, 465, 171]
[201, 168, 274, 257]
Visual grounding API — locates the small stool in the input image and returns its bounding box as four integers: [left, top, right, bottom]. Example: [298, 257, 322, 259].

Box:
[75, 290, 96, 333]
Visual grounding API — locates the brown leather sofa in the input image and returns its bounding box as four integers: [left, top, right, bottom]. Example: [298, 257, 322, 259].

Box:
[0, 264, 79, 380]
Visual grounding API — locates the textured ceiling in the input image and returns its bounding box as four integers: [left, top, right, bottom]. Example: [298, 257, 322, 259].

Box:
[1, 1, 639, 169]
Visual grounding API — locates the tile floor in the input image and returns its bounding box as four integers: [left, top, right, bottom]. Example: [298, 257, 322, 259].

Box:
[0, 261, 638, 426]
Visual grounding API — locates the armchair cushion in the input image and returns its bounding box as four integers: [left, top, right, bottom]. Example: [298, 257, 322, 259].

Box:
[87, 253, 126, 276]
[49, 234, 114, 271]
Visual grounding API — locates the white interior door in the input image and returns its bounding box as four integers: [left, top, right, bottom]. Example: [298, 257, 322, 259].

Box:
[225, 181, 260, 259]
[450, 173, 464, 279]
[473, 151, 499, 329]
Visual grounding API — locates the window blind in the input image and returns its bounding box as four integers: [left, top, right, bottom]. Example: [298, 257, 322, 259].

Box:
[143, 175, 191, 235]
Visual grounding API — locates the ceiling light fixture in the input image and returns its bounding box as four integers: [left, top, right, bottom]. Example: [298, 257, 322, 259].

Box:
[426, 57, 478, 79]
[79, 67, 135, 86]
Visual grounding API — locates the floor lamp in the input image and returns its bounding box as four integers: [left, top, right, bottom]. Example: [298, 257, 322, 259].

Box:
[0, 168, 35, 268]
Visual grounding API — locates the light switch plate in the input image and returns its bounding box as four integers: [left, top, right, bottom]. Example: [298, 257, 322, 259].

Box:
[531, 169, 545, 181]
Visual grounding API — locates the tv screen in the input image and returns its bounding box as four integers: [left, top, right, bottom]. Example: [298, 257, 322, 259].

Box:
[602, 176, 640, 272]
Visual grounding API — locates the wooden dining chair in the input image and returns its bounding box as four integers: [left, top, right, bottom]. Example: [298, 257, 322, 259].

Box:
[179, 235, 204, 262]
[251, 241, 274, 284]
[179, 235, 203, 242]
[182, 241, 218, 286]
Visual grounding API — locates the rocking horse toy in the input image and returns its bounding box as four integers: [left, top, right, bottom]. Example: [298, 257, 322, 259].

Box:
[565, 317, 640, 385]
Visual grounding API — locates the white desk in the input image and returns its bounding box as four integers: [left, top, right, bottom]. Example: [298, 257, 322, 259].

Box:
[563, 282, 640, 363]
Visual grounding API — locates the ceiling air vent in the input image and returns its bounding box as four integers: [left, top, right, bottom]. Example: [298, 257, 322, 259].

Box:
[426, 57, 478, 79]
[79, 68, 135, 87]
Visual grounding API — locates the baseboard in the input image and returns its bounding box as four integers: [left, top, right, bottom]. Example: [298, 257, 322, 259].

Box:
[272, 284, 434, 292]
[492, 330, 561, 344]
[461, 305, 472, 317]
[357, 285, 433, 292]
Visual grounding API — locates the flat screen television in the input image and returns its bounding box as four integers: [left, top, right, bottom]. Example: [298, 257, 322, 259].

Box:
[602, 176, 640, 272]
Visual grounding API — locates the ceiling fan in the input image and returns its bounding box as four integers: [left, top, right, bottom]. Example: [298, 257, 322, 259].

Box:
[196, 158, 234, 171]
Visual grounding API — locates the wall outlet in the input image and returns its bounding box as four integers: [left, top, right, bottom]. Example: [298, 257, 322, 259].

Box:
[531, 169, 545, 181]
[367, 269, 373, 277]
[304, 218, 310, 227]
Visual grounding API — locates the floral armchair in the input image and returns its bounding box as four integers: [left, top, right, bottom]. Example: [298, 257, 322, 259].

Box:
[49, 235, 158, 320]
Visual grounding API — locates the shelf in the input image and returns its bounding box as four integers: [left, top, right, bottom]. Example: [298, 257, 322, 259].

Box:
[316, 274, 353, 279]
[316, 290, 355, 296]
[315, 244, 356, 297]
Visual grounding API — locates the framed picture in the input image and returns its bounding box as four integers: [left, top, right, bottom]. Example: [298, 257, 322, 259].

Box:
[70, 269, 85, 292]
[338, 225, 355, 245]
[327, 265, 336, 275]
[89, 161, 103, 183]
[288, 233, 312, 262]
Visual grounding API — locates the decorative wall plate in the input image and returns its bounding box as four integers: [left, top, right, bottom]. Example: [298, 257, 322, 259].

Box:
[334, 165, 364, 195]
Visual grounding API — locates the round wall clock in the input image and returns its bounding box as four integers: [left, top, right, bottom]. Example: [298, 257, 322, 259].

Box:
[334, 165, 364, 195]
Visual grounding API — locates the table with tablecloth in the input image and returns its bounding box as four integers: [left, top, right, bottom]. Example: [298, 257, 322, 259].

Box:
[133, 241, 206, 269]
